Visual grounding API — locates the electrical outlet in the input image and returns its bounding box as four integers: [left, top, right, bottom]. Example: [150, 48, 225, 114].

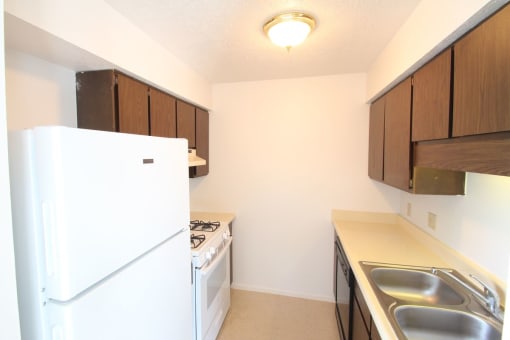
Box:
[406, 202, 412, 217]
[428, 212, 437, 230]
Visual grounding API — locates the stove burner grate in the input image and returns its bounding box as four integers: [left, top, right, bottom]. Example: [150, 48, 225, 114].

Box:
[190, 220, 220, 232]
[190, 233, 206, 249]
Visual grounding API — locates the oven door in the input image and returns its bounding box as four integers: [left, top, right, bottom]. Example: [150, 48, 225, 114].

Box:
[194, 238, 232, 340]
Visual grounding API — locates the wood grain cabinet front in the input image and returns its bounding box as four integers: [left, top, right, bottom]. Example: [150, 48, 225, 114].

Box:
[176, 99, 210, 177]
[176, 100, 196, 148]
[352, 278, 384, 340]
[383, 78, 412, 191]
[367, 80, 413, 192]
[368, 97, 385, 181]
[368, 4, 510, 184]
[116, 73, 149, 135]
[368, 72, 465, 194]
[412, 49, 452, 141]
[453, 4, 510, 136]
[149, 87, 177, 138]
[352, 282, 371, 340]
[192, 107, 209, 177]
[413, 4, 510, 177]
[368, 78, 413, 192]
[370, 320, 382, 340]
[76, 70, 149, 135]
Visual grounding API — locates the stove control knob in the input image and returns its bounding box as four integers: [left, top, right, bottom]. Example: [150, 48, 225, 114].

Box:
[222, 232, 229, 240]
[205, 251, 212, 260]
[209, 247, 216, 256]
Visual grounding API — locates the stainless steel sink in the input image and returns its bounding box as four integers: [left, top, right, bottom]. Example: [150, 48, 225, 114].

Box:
[395, 305, 502, 340]
[359, 262, 503, 340]
[370, 267, 464, 305]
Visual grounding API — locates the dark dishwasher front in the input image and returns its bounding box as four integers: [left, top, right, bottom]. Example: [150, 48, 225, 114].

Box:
[334, 235, 353, 340]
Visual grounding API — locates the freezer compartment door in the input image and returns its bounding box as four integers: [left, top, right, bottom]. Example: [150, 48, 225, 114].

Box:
[45, 231, 192, 340]
[32, 127, 190, 301]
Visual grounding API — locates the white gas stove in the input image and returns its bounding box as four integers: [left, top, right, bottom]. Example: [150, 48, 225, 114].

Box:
[190, 220, 232, 340]
[190, 220, 231, 267]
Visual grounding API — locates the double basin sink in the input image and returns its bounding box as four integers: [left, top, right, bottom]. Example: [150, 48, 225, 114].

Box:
[360, 262, 504, 339]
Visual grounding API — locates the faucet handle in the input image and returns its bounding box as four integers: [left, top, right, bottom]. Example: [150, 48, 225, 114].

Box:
[469, 274, 500, 313]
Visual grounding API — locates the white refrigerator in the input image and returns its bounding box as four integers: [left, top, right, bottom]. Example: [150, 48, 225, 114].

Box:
[8, 126, 192, 340]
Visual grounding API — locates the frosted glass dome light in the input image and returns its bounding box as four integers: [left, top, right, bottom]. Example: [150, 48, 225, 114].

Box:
[264, 12, 316, 49]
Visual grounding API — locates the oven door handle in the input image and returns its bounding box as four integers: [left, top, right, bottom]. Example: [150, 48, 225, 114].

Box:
[200, 237, 232, 276]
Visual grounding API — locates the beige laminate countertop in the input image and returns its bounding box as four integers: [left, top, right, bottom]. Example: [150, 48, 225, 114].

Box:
[332, 209, 504, 340]
[191, 211, 235, 225]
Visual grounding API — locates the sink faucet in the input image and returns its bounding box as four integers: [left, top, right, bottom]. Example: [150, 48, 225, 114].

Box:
[469, 275, 503, 319]
[436, 269, 504, 323]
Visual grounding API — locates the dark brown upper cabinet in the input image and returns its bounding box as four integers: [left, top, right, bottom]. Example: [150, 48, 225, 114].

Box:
[192, 107, 209, 177]
[384, 78, 412, 191]
[368, 78, 465, 194]
[176, 100, 196, 148]
[176, 100, 210, 177]
[368, 97, 385, 181]
[368, 4, 510, 184]
[412, 49, 452, 141]
[117, 74, 149, 135]
[149, 87, 177, 138]
[76, 70, 149, 135]
[177, 101, 210, 178]
[453, 4, 510, 137]
[76, 69, 210, 178]
[414, 3, 510, 178]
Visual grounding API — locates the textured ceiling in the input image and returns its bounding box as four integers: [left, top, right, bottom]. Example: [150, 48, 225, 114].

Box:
[105, 0, 421, 83]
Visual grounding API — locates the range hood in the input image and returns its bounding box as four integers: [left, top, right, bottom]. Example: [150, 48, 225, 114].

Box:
[188, 149, 206, 167]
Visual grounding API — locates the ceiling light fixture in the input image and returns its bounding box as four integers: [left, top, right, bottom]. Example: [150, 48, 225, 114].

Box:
[263, 12, 316, 50]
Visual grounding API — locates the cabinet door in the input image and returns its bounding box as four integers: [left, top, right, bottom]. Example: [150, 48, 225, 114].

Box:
[384, 78, 412, 191]
[453, 4, 510, 136]
[116, 74, 149, 135]
[176, 100, 196, 148]
[370, 319, 382, 340]
[355, 283, 371, 329]
[149, 88, 177, 138]
[412, 49, 452, 141]
[193, 108, 209, 177]
[352, 294, 370, 340]
[76, 70, 117, 132]
[368, 97, 385, 181]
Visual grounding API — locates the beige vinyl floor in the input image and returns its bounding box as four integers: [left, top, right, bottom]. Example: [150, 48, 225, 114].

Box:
[216, 289, 340, 340]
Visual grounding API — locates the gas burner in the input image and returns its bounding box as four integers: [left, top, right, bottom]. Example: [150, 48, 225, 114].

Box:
[190, 234, 206, 249]
[190, 220, 220, 232]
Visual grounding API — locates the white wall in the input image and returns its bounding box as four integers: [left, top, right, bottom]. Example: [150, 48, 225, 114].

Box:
[5, 0, 212, 108]
[0, 0, 22, 337]
[6, 50, 77, 129]
[190, 74, 400, 301]
[401, 174, 510, 282]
